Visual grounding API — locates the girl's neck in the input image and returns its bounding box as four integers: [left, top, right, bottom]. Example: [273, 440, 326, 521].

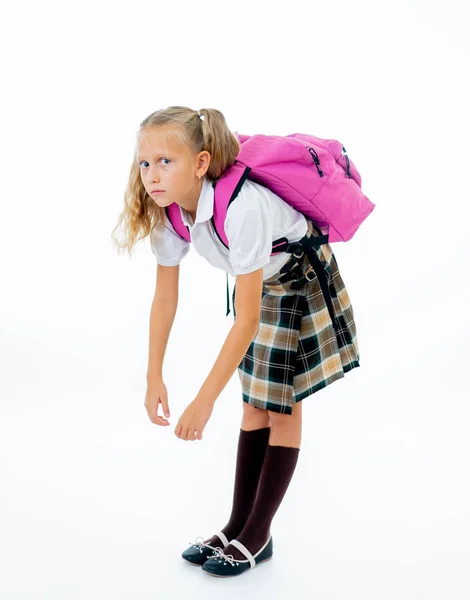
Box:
[181, 178, 203, 222]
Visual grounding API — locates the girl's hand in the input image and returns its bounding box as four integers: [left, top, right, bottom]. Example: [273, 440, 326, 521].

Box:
[144, 379, 170, 426]
[174, 397, 213, 441]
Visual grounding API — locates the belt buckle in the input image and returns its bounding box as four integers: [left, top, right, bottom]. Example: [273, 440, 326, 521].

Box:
[287, 241, 304, 259]
[305, 268, 316, 281]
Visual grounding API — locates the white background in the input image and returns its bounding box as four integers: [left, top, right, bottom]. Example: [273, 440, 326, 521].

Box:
[1, 1, 469, 598]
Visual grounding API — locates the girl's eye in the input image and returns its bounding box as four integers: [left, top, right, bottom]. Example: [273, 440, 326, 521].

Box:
[139, 158, 171, 168]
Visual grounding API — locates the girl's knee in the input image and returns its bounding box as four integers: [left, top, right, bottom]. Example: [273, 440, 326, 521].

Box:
[242, 401, 271, 427]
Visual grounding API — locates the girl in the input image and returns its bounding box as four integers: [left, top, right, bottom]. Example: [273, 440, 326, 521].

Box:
[112, 106, 360, 578]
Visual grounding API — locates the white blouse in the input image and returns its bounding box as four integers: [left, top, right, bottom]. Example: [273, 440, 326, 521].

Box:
[150, 176, 308, 280]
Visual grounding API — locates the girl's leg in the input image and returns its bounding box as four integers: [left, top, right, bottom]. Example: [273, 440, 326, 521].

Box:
[268, 398, 302, 448]
[241, 402, 271, 431]
[221, 400, 302, 561]
[203, 402, 271, 548]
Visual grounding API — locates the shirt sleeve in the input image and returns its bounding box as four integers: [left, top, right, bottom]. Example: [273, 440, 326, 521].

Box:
[150, 213, 190, 266]
[225, 209, 273, 275]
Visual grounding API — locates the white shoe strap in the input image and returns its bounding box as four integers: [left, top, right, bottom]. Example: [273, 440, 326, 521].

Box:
[230, 539, 255, 568]
[215, 530, 230, 547]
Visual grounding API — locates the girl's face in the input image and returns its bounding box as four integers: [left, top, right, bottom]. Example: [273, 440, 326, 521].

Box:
[137, 126, 203, 209]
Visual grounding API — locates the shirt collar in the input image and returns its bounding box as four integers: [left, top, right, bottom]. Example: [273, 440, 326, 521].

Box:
[179, 178, 214, 227]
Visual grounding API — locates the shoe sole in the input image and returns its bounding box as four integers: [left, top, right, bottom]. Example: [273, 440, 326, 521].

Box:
[202, 554, 273, 577]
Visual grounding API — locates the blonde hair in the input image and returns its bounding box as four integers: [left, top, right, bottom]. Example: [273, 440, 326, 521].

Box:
[111, 105, 241, 255]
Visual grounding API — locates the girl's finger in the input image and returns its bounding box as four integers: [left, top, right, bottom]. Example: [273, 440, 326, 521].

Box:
[156, 409, 169, 425]
[158, 398, 170, 418]
[153, 411, 169, 426]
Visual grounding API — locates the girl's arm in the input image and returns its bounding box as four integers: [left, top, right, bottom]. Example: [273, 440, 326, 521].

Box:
[147, 263, 180, 382]
[194, 267, 264, 405]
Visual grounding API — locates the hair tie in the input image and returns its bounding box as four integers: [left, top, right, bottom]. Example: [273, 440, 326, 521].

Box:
[197, 109, 205, 121]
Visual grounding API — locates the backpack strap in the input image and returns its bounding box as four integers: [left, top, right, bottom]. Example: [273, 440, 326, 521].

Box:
[211, 163, 251, 250]
[226, 272, 232, 317]
[285, 235, 337, 331]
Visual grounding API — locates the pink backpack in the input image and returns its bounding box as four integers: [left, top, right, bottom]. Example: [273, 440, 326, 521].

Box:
[166, 132, 375, 318]
[166, 132, 375, 250]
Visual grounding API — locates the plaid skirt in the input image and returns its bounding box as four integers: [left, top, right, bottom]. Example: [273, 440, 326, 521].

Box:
[232, 219, 360, 415]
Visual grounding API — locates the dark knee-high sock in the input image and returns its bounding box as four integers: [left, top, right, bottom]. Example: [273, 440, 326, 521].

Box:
[222, 443, 300, 561]
[204, 426, 271, 548]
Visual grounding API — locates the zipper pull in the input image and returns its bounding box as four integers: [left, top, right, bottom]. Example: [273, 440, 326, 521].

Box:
[307, 146, 324, 177]
[342, 145, 352, 178]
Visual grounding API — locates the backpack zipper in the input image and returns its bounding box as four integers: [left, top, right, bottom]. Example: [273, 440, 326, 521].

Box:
[306, 146, 324, 177]
[307, 144, 352, 179]
[342, 145, 352, 178]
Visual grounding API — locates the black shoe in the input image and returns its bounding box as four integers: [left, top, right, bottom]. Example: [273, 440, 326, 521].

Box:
[181, 531, 230, 566]
[201, 535, 273, 577]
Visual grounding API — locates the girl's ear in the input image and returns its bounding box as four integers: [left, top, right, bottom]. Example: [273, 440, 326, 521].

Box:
[197, 150, 211, 174]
